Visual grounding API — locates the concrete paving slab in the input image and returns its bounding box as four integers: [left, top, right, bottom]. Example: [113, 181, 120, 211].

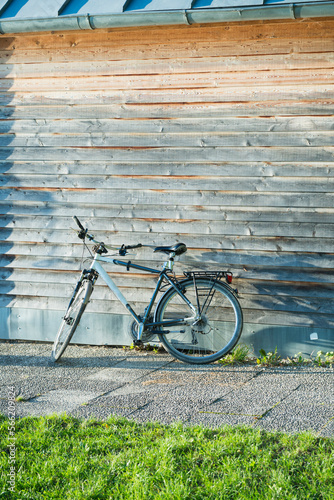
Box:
[188, 412, 257, 428]
[13, 389, 99, 418]
[0, 368, 48, 398]
[2, 378, 69, 403]
[60, 378, 122, 394]
[128, 396, 257, 427]
[87, 357, 172, 384]
[254, 399, 334, 434]
[70, 391, 153, 420]
[200, 369, 307, 417]
[129, 397, 204, 425]
[201, 392, 284, 417]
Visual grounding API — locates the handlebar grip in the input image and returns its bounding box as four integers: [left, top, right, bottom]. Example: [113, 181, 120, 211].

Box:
[119, 243, 142, 256]
[73, 216, 84, 231]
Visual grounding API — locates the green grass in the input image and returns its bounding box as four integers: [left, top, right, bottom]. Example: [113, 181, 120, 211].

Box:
[0, 414, 333, 499]
[217, 345, 334, 368]
[218, 344, 251, 365]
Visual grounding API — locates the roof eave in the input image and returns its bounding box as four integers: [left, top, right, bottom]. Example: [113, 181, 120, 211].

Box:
[0, 2, 333, 35]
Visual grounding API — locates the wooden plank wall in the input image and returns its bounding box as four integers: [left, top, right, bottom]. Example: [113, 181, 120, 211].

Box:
[0, 18, 334, 351]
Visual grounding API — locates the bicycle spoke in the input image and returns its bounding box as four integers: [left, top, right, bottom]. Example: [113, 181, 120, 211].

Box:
[156, 278, 242, 364]
[51, 280, 92, 361]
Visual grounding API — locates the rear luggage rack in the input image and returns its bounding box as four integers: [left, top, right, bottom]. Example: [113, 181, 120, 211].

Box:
[184, 270, 233, 284]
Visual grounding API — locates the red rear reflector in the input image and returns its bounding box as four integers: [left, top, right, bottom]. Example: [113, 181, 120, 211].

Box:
[226, 273, 233, 284]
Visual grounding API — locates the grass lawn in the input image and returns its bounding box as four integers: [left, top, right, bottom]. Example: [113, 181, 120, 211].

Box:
[0, 413, 333, 499]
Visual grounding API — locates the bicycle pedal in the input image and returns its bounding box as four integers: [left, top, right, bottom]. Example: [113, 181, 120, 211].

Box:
[133, 340, 144, 347]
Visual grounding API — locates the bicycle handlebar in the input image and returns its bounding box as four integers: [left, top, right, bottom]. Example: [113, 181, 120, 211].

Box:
[73, 216, 142, 255]
[73, 215, 84, 231]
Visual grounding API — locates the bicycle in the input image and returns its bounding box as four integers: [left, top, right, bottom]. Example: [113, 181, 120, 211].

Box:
[51, 216, 243, 364]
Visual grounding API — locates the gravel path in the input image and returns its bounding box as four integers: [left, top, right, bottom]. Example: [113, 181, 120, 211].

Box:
[1, 341, 333, 436]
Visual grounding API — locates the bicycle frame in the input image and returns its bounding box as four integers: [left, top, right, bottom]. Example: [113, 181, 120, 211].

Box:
[89, 252, 197, 341]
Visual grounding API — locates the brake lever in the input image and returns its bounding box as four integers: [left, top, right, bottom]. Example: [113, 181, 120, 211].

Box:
[78, 228, 87, 240]
[119, 244, 127, 256]
[119, 243, 142, 256]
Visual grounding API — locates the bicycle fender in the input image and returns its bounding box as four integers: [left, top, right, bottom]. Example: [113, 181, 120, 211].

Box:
[218, 281, 240, 300]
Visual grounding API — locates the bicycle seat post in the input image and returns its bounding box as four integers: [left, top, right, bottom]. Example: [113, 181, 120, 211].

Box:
[163, 252, 176, 272]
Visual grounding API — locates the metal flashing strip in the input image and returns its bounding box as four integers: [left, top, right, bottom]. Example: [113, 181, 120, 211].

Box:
[0, 2, 333, 34]
[77, 14, 94, 30]
[290, 4, 297, 18]
[186, 2, 334, 23]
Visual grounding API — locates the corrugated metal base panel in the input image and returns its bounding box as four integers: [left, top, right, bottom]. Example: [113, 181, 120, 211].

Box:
[1, 307, 333, 358]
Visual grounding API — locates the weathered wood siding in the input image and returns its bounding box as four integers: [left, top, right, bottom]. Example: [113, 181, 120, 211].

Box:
[1, 18, 334, 354]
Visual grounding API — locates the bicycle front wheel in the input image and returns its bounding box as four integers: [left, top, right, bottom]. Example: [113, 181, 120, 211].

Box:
[51, 279, 92, 362]
[155, 278, 243, 364]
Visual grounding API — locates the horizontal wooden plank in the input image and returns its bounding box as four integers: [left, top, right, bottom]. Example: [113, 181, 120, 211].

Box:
[1, 19, 333, 52]
[1, 187, 334, 208]
[1, 173, 334, 193]
[0, 146, 333, 162]
[237, 280, 334, 299]
[2, 276, 334, 313]
[1, 86, 333, 107]
[1, 131, 334, 148]
[242, 309, 334, 329]
[1, 280, 333, 317]
[1, 249, 334, 288]
[3, 269, 334, 300]
[2, 229, 334, 253]
[2, 215, 334, 238]
[1, 201, 334, 224]
[1, 68, 333, 93]
[1, 161, 334, 178]
[1, 252, 334, 283]
[1, 101, 334, 118]
[0, 269, 153, 287]
[1, 237, 333, 269]
[0, 116, 333, 134]
[1, 38, 333, 64]
[2, 52, 334, 80]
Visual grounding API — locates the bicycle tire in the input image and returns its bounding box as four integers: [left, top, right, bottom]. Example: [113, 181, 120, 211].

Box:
[51, 279, 93, 362]
[154, 277, 243, 364]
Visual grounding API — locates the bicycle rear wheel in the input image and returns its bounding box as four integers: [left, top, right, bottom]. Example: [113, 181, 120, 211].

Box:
[154, 278, 243, 364]
[51, 279, 92, 362]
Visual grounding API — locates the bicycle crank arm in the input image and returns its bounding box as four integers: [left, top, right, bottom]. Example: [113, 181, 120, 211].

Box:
[151, 329, 185, 335]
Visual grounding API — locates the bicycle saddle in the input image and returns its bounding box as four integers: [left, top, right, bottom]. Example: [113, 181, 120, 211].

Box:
[154, 243, 187, 256]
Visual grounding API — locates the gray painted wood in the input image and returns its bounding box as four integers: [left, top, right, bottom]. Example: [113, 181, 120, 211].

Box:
[1, 202, 334, 223]
[2, 174, 334, 193]
[1, 146, 333, 162]
[0, 117, 333, 133]
[2, 187, 334, 208]
[1, 161, 334, 178]
[1, 131, 334, 147]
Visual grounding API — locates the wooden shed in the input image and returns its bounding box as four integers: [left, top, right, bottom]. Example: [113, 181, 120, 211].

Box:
[0, 0, 334, 357]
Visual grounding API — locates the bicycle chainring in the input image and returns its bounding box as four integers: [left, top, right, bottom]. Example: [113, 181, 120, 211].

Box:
[130, 317, 155, 343]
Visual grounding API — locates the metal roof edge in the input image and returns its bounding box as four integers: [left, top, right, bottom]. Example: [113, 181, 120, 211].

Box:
[0, 2, 333, 35]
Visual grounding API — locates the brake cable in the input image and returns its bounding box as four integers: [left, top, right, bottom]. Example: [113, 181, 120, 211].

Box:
[79, 233, 94, 269]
